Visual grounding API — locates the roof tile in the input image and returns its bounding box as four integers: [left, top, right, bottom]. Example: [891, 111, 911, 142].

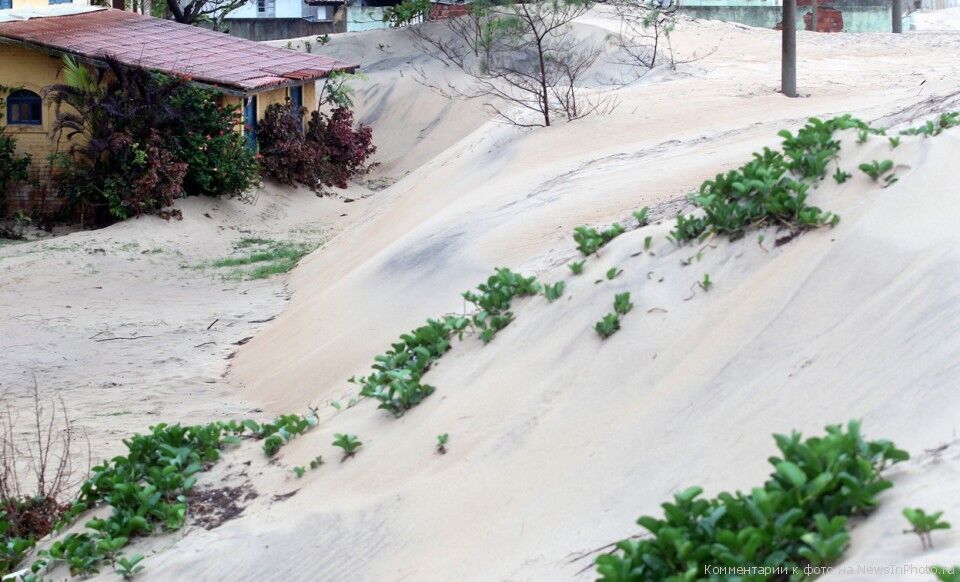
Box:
[0, 9, 356, 92]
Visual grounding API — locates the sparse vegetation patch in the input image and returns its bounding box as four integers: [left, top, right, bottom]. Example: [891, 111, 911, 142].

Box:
[595, 421, 908, 580]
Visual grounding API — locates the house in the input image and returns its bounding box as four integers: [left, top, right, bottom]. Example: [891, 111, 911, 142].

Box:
[0, 6, 355, 212]
[222, 0, 347, 41]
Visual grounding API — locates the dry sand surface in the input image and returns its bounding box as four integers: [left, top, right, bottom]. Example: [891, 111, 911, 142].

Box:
[7, 9, 960, 581]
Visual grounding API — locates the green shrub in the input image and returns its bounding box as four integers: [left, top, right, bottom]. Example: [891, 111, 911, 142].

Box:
[165, 83, 259, 199]
[595, 420, 908, 581]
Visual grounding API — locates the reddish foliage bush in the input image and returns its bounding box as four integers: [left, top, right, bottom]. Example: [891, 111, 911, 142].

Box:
[258, 102, 376, 193]
[306, 107, 376, 189]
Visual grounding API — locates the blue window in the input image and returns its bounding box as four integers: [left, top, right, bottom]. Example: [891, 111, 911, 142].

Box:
[290, 85, 303, 111]
[244, 96, 258, 151]
[49, 0, 72, 4]
[7, 90, 42, 125]
[0, 0, 11, 9]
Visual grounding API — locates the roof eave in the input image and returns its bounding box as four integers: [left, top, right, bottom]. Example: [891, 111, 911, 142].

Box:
[0, 35, 358, 97]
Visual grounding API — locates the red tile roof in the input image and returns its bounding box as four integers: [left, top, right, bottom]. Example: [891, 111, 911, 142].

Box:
[0, 9, 356, 93]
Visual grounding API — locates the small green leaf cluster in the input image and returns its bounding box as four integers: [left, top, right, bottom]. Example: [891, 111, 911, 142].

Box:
[573, 224, 625, 256]
[351, 316, 467, 417]
[833, 168, 852, 184]
[463, 268, 541, 343]
[292, 456, 324, 478]
[671, 116, 869, 243]
[115, 553, 145, 579]
[903, 507, 951, 550]
[436, 433, 449, 454]
[632, 207, 650, 227]
[244, 413, 320, 457]
[333, 434, 363, 459]
[568, 260, 585, 275]
[596, 421, 909, 581]
[543, 281, 565, 302]
[595, 293, 632, 339]
[858, 159, 894, 182]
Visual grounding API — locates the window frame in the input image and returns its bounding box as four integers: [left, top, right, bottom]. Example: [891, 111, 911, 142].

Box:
[6, 89, 43, 126]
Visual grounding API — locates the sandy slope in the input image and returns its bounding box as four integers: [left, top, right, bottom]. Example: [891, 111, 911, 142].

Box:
[181, 15, 960, 582]
[9, 10, 960, 582]
[137, 119, 960, 582]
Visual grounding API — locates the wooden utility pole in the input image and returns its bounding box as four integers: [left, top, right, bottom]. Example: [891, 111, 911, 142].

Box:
[782, 0, 797, 97]
[892, 0, 903, 32]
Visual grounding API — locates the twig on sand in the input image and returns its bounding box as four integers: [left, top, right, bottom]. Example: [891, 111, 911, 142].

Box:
[206, 318, 219, 330]
[93, 335, 154, 343]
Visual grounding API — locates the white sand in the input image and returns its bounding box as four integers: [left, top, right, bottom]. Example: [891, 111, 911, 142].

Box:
[7, 10, 960, 581]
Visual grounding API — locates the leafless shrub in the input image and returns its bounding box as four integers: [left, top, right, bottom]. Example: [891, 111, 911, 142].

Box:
[412, 0, 609, 127]
[0, 378, 88, 539]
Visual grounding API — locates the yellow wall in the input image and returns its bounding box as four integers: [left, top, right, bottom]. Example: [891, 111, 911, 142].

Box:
[224, 82, 320, 139]
[0, 45, 66, 189]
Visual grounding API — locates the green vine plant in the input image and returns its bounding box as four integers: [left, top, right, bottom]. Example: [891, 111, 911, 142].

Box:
[568, 260, 585, 275]
[632, 206, 650, 227]
[333, 434, 363, 460]
[114, 553, 145, 579]
[595, 292, 633, 339]
[350, 268, 544, 418]
[543, 281, 565, 302]
[858, 159, 895, 184]
[899, 112, 960, 137]
[669, 115, 877, 244]
[833, 168, 852, 184]
[595, 420, 909, 581]
[902, 507, 951, 550]
[573, 224, 625, 256]
[594, 313, 620, 339]
[698, 273, 713, 291]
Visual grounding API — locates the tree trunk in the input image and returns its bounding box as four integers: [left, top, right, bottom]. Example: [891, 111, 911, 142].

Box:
[892, 0, 903, 32]
[811, 0, 818, 31]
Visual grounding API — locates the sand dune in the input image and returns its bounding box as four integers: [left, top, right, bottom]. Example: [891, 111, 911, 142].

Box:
[8, 10, 960, 582]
